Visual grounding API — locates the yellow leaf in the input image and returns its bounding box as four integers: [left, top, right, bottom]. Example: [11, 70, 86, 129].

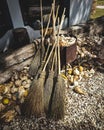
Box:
[61, 74, 68, 80]
[73, 86, 86, 95]
[79, 66, 84, 72]
[2, 98, 10, 105]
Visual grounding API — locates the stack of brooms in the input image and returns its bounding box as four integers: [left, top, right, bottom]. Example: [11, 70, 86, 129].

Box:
[21, 0, 66, 120]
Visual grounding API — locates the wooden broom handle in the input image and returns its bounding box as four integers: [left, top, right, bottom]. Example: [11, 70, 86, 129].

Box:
[43, 42, 56, 71]
[42, 3, 53, 62]
[57, 9, 66, 74]
[40, 0, 44, 47]
[43, 7, 53, 38]
[51, 46, 56, 71]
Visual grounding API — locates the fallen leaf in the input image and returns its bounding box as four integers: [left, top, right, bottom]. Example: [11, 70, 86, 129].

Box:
[73, 86, 86, 95]
[1, 110, 16, 122]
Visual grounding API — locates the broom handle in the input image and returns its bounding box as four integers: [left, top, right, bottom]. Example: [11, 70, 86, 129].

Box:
[51, 4, 59, 71]
[51, 5, 59, 73]
[43, 7, 53, 39]
[59, 8, 66, 30]
[43, 0, 57, 71]
[55, 5, 59, 26]
[40, 0, 44, 48]
[43, 42, 56, 71]
[52, 1, 56, 38]
[57, 9, 66, 74]
[35, 2, 56, 76]
[57, 18, 60, 74]
[43, 43, 50, 62]
[42, 5, 53, 62]
[43, 3, 59, 42]
[43, 0, 58, 62]
[51, 46, 56, 71]
[44, 1, 59, 61]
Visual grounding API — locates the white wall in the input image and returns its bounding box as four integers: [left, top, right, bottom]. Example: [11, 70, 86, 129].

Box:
[69, 0, 93, 26]
[7, 0, 24, 28]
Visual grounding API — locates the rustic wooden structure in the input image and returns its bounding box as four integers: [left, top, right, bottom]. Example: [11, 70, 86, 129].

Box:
[0, 43, 36, 84]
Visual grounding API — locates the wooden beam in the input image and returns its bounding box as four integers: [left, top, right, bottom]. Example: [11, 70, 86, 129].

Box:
[0, 43, 36, 83]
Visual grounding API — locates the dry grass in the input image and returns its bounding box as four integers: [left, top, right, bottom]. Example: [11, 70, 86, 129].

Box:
[90, 8, 104, 19]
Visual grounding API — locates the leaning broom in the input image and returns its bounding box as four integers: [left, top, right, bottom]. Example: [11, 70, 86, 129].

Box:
[21, 35, 57, 117]
[21, 0, 66, 120]
[44, 6, 66, 120]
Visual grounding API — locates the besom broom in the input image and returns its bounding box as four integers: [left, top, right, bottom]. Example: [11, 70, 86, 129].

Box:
[29, 46, 41, 76]
[50, 12, 66, 120]
[21, 36, 57, 117]
[44, 48, 56, 115]
[21, 1, 54, 116]
[44, 2, 59, 116]
[21, 41, 51, 117]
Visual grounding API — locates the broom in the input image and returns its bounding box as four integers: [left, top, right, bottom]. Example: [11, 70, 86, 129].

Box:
[22, 3, 54, 116]
[22, 34, 54, 117]
[44, 48, 56, 115]
[50, 11, 66, 120]
[45, 1, 60, 72]
[22, 70, 46, 117]
[29, 46, 41, 76]
[22, 0, 58, 117]
[44, 3, 60, 115]
[21, 40, 52, 117]
[53, 4, 59, 77]
[22, 36, 57, 117]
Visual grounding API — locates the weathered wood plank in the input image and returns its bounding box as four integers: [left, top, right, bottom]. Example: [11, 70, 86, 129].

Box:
[0, 43, 36, 70]
[0, 43, 37, 83]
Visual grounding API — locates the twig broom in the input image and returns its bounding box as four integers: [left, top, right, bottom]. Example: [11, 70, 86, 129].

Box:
[21, 37, 57, 117]
[50, 10, 66, 120]
[44, 2, 60, 116]
[44, 48, 56, 115]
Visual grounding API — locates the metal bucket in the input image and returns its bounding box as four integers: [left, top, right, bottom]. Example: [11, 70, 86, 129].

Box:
[60, 43, 77, 68]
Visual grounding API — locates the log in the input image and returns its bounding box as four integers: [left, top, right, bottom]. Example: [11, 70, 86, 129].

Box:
[0, 43, 37, 84]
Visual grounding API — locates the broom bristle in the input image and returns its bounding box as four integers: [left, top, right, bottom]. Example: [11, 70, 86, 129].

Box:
[29, 48, 41, 76]
[51, 75, 65, 120]
[44, 70, 54, 115]
[22, 71, 46, 117]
